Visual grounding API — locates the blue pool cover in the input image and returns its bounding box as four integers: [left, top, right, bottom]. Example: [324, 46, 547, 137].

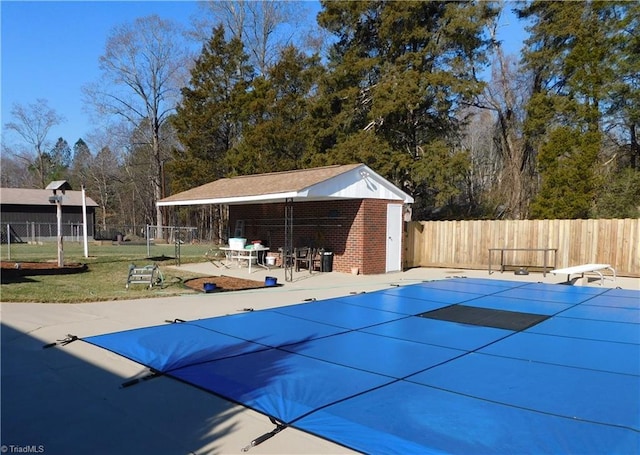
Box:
[85, 278, 640, 454]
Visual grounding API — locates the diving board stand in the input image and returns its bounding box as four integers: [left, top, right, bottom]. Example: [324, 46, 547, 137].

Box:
[551, 263, 616, 285]
[488, 248, 557, 276]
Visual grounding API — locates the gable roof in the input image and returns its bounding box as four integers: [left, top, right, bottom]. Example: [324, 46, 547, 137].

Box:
[158, 164, 414, 206]
[0, 188, 99, 207]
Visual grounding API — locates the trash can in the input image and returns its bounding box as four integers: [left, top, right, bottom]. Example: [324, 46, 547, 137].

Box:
[321, 250, 333, 272]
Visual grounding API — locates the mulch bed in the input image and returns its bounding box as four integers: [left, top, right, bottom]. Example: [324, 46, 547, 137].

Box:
[183, 275, 270, 293]
[0, 261, 271, 293]
[1, 261, 88, 282]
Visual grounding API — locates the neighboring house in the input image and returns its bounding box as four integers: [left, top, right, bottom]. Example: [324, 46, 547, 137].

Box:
[158, 163, 414, 275]
[0, 188, 99, 242]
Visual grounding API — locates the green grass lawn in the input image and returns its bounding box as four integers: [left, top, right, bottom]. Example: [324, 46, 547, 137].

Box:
[1, 241, 215, 303]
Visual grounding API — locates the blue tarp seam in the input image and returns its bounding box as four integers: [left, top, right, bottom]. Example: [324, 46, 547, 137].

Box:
[406, 381, 640, 433]
[517, 328, 640, 348]
[476, 349, 640, 378]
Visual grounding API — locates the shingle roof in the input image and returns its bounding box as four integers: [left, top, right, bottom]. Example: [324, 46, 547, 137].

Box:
[0, 188, 99, 207]
[158, 163, 414, 206]
[159, 164, 376, 205]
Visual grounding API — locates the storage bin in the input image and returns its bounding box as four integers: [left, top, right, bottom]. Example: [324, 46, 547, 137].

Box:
[229, 238, 246, 249]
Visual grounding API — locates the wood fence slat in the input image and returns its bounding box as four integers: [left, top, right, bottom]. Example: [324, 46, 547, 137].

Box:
[405, 219, 639, 277]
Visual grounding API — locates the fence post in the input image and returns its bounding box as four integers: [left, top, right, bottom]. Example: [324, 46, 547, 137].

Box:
[6, 224, 10, 260]
[55, 199, 63, 267]
[82, 185, 89, 257]
[146, 224, 151, 258]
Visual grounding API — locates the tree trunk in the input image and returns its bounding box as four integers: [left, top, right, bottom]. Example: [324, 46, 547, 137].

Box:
[630, 123, 639, 170]
[153, 127, 164, 236]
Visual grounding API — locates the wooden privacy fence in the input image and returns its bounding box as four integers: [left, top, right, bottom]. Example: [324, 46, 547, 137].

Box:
[404, 218, 640, 277]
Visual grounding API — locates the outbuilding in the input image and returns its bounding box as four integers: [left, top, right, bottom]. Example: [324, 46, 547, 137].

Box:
[0, 187, 98, 242]
[158, 164, 414, 275]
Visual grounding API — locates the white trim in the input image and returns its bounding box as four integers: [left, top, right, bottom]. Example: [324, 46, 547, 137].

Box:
[158, 192, 300, 206]
[301, 164, 413, 203]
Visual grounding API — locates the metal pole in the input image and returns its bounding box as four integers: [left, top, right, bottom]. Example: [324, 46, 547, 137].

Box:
[284, 198, 293, 282]
[175, 227, 181, 266]
[57, 201, 63, 267]
[146, 224, 151, 258]
[82, 185, 89, 257]
[7, 224, 11, 260]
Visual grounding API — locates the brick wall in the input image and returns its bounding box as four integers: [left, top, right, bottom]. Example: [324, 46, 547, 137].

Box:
[229, 199, 403, 274]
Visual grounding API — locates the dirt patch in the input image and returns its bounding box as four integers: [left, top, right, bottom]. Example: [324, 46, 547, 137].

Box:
[183, 275, 271, 293]
[1, 261, 88, 282]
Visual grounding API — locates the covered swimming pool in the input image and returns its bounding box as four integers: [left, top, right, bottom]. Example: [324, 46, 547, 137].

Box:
[85, 278, 639, 454]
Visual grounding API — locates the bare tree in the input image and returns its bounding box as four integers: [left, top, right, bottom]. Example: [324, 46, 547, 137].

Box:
[0, 153, 32, 187]
[82, 127, 127, 231]
[84, 15, 189, 233]
[3, 99, 65, 188]
[459, 107, 502, 214]
[193, 0, 311, 75]
[471, 13, 536, 219]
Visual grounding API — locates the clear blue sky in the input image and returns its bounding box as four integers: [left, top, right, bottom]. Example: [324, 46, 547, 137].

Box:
[1, 1, 203, 148]
[1, 1, 525, 153]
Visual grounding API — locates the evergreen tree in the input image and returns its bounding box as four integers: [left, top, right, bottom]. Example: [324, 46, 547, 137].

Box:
[520, 1, 638, 218]
[170, 25, 253, 191]
[610, 2, 640, 170]
[70, 138, 92, 188]
[311, 1, 497, 217]
[45, 137, 72, 182]
[228, 45, 323, 175]
[530, 127, 600, 219]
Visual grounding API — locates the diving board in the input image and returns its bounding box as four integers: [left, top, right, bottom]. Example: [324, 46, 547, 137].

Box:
[551, 263, 616, 285]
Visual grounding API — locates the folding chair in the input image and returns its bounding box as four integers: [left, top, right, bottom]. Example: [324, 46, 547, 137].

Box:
[294, 247, 313, 273]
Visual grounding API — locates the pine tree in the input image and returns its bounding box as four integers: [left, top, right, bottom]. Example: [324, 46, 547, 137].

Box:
[530, 127, 600, 219]
[46, 137, 72, 182]
[70, 138, 92, 188]
[170, 25, 253, 192]
[311, 1, 497, 217]
[228, 45, 323, 175]
[520, 1, 638, 218]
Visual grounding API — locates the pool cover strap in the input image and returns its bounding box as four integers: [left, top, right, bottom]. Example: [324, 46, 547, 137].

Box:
[242, 417, 287, 452]
[121, 369, 162, 388]
[42, 334, 79, 349]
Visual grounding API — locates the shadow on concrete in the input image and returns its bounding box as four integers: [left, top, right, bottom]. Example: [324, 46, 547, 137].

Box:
[0, 321, 281, 454]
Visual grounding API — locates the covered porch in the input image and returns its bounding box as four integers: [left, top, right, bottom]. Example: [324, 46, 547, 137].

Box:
[158, 164, 413, 276]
